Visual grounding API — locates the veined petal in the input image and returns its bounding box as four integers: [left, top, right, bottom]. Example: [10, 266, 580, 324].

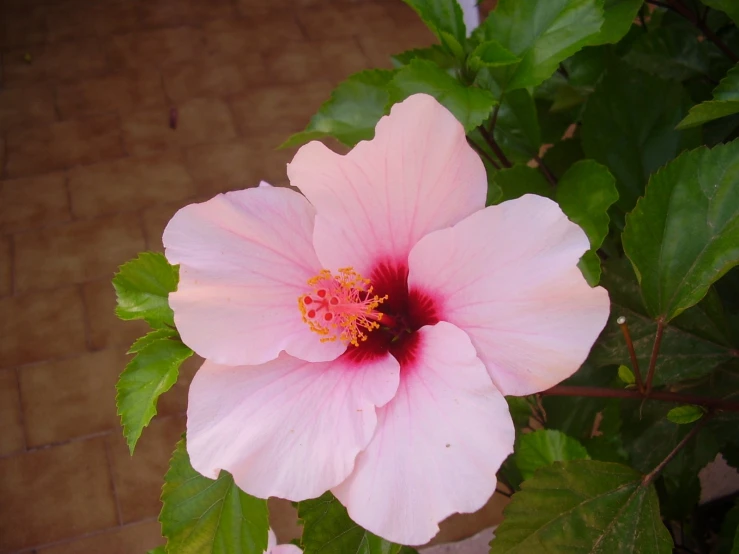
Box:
[164, 186, 345, 366]
[408, 194, 611, 396]
[187, 352, 400, 502]
[287, 94, 487, 275]
[333, 322, 514, 546]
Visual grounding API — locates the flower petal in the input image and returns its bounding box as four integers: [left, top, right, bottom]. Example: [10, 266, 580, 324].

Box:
[269, 546, 302, 554]
[164, 186, 345, 366]
[333, 322, 514, 546]
[187, 351, 400, 502]
[287, 93, 487, 275]
[407, 194, 611, 396]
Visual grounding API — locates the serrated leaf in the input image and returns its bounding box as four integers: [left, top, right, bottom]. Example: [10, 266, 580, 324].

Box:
[581, 63, 700, 213]
[515, 429, 589, 480]
[467, 40, 520, 73]
[160, 439, 270, 554]
[299, 492, 416, 554]
[618, 365, 635, 385]
[624, 26, 711, 82]
[128, 327, 178, 354]
[282, 70, 395, 148]
[475, 0, 605, 91]
[556, 160, 619, 285]
[678, 63, 739, 129]
[490, 460, 673, 553]
[402, 0, 466, 58]
[622, 141, 739, 321]
[488, 165, 552, 205]
[589, 258, 737, 387]
[113, 252, 178, 329]
[589, 0, 643, 45]
[117, 337, 193, 454]
[700, 0, 739, 25]
[388, 59, 496, 131]
[667, 405, 705, 424]
[494, 89, 541, 161]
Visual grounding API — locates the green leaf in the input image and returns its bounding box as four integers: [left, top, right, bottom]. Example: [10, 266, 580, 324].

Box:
[589, 0, 643, 45]
[678, 63, 739, 129]
[490, 460, 673, 553]
[494, 89, 541, 160]
[624, 26, 711, 82]
[488, 165, 553, 204]
[402, 0, 466, 58]
[556, 160, 619, 285]
[392, 45, 456, 69]
[467, 40, 520, 73]
[388, 59, 496, 131]
[282, 70, 395, 148]
[667, 405, 705, 424]
[160, 439, 270, 554]
[618, 364, 635, 385]
[622, 140, 739, 321]
[541, 137, 584, 179]
[113, 252, 178, 329]
[147, 548, 166, 554]
[506, 396, 533, 428]
[475, 0, 605, 91]
[581, 63, 700, 212]
[515, 430, 589, 480]
[128, 327, 178, 354]
[116, 337, 193, 454]
[719, 499, 739, 554]
[299, 491, 415, 554]
[589, 258, 737, 387]
[700, 0, 739, 25]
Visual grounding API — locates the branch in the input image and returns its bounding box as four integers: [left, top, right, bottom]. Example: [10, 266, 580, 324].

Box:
[645, 318, 665, 394]
[642, 414, 712, 485]
[479, 127, 513, 168]
[541, 385, 739, 412]
[617, 316, 645, 393]
[533, 154, 557, 186]
[467, 137, 501, 170]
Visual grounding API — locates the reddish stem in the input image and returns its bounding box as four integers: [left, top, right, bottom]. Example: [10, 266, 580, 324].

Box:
[618, 316, 645, 393]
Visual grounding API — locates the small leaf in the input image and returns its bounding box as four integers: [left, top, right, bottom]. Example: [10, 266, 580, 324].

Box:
[160, 439, 270, 554]
[392, 45, 456, 69]
[556, 160, 619, 285]
[402, 0, 466, 58]
[147, 548, 166, 554]
[113, 252, 178, 329]
[678, 63, 739, 129]
[282, 69, 395, 148]
[388, 59, 496, 131]
[467, 40, 520, 73]
[475, 0, 605, 91]
[589, 0, 643, 45]
[490, 460, 673, 553]
[128, 327, 178, 354]
[489, 165, 552, 204]
[299, 492, 415, 554]
[515, 429, 590, 479]
[581, 62, 700, 213]
[622, 140, 739, 321]
[117, 337, 193, 454]
[667, 405, 705, 424]
[618, 364, 635, 385]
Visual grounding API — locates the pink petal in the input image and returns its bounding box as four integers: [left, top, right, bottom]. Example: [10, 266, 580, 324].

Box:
[407, 194, 611, 396]
[187, 351, 400, 502]
[287, 94, 487, 275]
[164, 186, 345, 366]
[267, 530, 302, 554]
[333, 322, 514, 546]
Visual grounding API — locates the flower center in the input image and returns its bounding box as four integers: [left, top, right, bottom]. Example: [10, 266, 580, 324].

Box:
[299, 267, 389, 346]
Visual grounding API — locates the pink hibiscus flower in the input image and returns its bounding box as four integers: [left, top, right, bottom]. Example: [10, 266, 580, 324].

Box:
[267, 530, 301, 554]
[163, 94, 610, 546]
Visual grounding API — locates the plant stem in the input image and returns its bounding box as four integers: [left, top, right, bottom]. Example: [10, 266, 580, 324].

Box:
[642, 414, 712, 485]
[645, 319, 665, 394]
[617, 316, 645, 393]
[533, 154, 557, 186]
[479, 127, 513, 168]
[467, 137, 501, 170]
[541, 385, 739, 412]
